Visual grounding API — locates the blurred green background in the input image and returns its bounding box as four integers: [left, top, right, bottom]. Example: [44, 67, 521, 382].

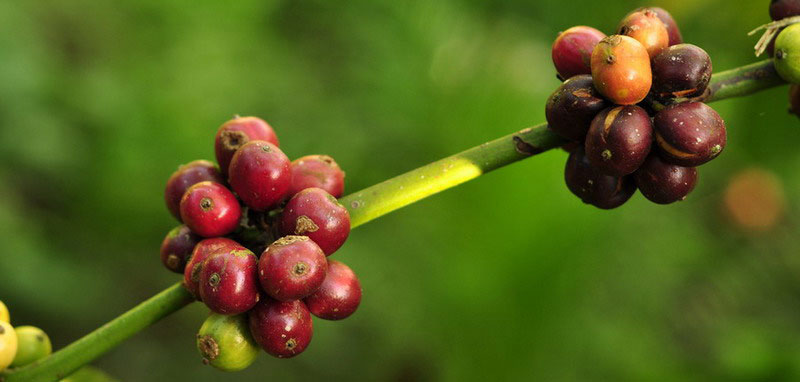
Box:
[1, 0, 799, 380]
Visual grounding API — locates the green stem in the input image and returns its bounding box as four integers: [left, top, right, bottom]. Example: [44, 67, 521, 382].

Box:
[0, 59, 785, 382]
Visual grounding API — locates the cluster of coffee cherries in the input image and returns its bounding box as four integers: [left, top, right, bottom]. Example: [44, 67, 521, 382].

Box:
[159, 116, 361, 370]
[547, 7, 727, 209]
[0, 300, 53, 374]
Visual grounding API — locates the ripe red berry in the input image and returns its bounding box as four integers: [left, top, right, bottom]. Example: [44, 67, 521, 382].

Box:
[279, 188, 351, 255]
[771, 0, 800, 21]
[248, 299, 313, 359]
[258, 236, 328, 301]
[160, 225, 201, 273]
[199, 247, 260, 315]
[654, 102, 726, 167]
[545, 75, 608, 141]
[180, 181, 242, 237]
[634, 154, 698, 204]
[228, 140, 292, 211]
[184, 238, 243, 299]
[618, 9, 669, 58]
[585, 105, 653, 176]
[289, 155, 345, 198]
[164, 160, 224, 221]
[651, 44, 712, 99]
[551, 26, 606, 80]
[591, 35, 652, 105]
[564, 147, 636, 209]
[215, 116, 280, 175]
[304, 260, 362, 320]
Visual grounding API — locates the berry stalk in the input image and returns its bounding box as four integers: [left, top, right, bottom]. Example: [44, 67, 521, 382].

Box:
[0, 59, 786, 382]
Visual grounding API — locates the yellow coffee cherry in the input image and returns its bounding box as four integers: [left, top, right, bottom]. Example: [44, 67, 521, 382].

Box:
[0, 301, 9, 324]
[11, 326, 52, 367]
[0, 321, 18, 371]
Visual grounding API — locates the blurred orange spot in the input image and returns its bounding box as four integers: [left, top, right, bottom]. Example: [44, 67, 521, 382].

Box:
[722, 168, 786, 232]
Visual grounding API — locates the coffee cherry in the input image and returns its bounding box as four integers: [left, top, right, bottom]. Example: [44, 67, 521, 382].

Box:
[564, 147, 636, 209]
[0, 321, 17, 372]
[0, 301, 8, 324]
[196, 313, 259, 372]
[183, 238, 243, 300]
[774, 24, 800, 83]
[159, 225, 201, 274]
[585, 105, 653, 176]
[304, 260, 362, 320]
[789, 85, 800, 117]
[653, 102, 726, 167]
[259, 236, 328, 301]
[215, 116, 280, 175]
[164, 160, 224, 221]
[618, 9, 669, 58]
[180, 181, 242, 238]
[228, 140, 292, 211]
[551, 26, 606, 80]
[10, 326, 51, 368]
[771, 0, 800, 21]
[290, 155, 346, 198]
[634, 155, 698, 204]
[651, 44, 712, 99]
[279, 188, 350, 255]
[635, 7, 682, 46]
[248, 299, 313, 359]
[545, 75, 608, 141]
[591, 35, 652, 105]
[199, 247, 260, 315]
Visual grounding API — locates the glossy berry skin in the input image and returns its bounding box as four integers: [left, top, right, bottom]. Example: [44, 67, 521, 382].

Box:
[304, 260, 362, 320]
[565, 147, 636, 209]
[634, 155, 698, 204]
[259, 236, 328, 301]
[199, 247, 260, 315]
[585, 105, 653, 177]
[180, 181, 241, 237]
[249, 299, 313, 359]
[618, 9, 669, 58]
[10, 326, 51, 368]
[591, 35, 652, 105]
[545, 75, 608, 141]
[159, 225, 201, 273]
[280, 188, 350, 255]
[654, 102, 726, 167]
[183, 238, 243, 300]
[290, 155, 345, 198]
[215, 116, 280, 175]
[0, 300, 8, 324]
[0, 321, 17, 372]
[637, 7, 682, 46]
[774, 24, 800, 83]
[196, 313, 259, 372]
[228, 140, 292, 211]
[551, 26, 606, 80]
[651, 44, 712, 99]
[164, 160, 224, 221]
[771, 0, 800, 21]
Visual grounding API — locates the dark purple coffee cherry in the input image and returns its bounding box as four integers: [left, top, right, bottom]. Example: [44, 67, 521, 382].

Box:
[545, 75, 608, 141]
[259, 236, 328, 301]
[199, 247, 260, 315]
[183, 238, 244, 300]
[564, 147, 636, 209]
[228, 140, 292, 211]
[279, 188, 350, 255]
[634, 154, 698, 204]
[654, 102, 726, 167]
[304, 260, 362, 320]
[789, 84, 800, 117]
[771, 0, 800, 21]
[651, 44, 712, 99]
[160, 225, 201, 273]
[164, 160, 224, 221]
[585, 105, 653, 176]
[249, 299, 313, 359]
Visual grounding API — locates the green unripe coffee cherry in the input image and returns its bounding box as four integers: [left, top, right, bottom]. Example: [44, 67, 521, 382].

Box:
[0, 301, 9, 324]
[11, 326, 52, 367]
[774, 23, 800, 83]
[0, 321, 17, 371]
[196, 313, 259, 371]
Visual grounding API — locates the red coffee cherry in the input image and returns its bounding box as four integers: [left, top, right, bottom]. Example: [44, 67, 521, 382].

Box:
[551, 26, 606, 80]
[258, 236, 328, 301]
[160, 225, 201, 273]
[279, 188, 350, 255]
[585, 105, 653, 177]
[215, 116, 279, 175]
[199, 247, 260, 315]
[180, 181, 242, 237]
[651, 44, 712, 99]
[164, 160, 224, 221]
[637, 7, 683, 46]
[591, 35, 652, 105]
[289, 155, 345, 198]
[248, 299, 313, 359]
[183, 238, 243, 299]
[304, 260, 362, 320]
[654, 102, 726, 167]
[545, 75, 608, 141]
[634, 154, 698, 204]
[228, 140, 292, 211]
[618, 9, 669, 58]
[771, 0, 800, 21]
[564, 147, 636, 209]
